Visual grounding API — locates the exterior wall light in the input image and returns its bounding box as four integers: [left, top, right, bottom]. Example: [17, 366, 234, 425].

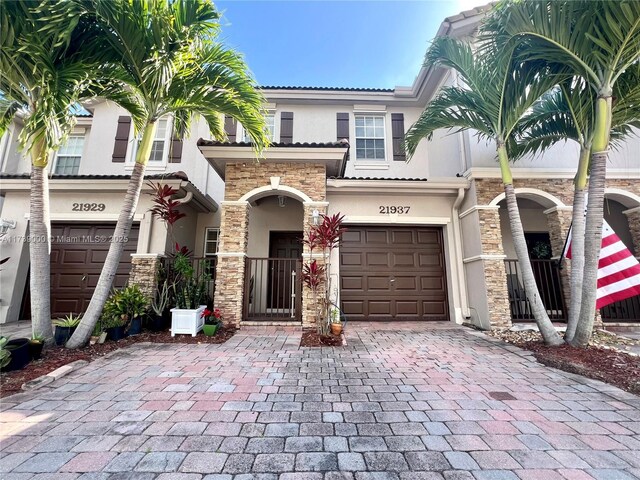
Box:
[312, 209, 320, 225]
[278, 195, 286, 208]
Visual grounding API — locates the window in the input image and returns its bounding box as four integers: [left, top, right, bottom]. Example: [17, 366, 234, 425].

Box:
[243, 113, 275, 142]
[129, 117, 172, 164]
[204, 228, 219, 257]
[54, 135, 84, 175]
[355, 115, 386, 160]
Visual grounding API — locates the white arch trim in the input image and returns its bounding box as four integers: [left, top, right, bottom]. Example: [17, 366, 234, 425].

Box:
[604, 188, 640, 209]
[239, 184, 313, 203]
[488, 187, 566, 209]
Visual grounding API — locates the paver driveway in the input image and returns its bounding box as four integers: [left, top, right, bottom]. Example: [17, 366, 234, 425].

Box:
[1, 323, 640, 480]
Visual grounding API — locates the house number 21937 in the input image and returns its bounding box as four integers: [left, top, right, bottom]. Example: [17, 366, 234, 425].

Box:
[72, 203, 106, 212]
[379, 206, 410, 214]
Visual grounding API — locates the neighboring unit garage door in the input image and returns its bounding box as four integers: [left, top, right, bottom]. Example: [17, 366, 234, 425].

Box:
[49, 223, 139, 317]
[340, 226, 448, 321]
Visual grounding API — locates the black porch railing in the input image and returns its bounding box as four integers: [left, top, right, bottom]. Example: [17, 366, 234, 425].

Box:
[244, 257, 302, 321]
[504, 259, 640, 323]
[504, 259, 567, 321]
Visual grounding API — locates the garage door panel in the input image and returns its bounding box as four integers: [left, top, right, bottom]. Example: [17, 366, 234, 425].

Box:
[391, 230, 413, 244]
[340, 252, 362, 266]
[53, 299, 83, 315]
[340, 226, 448, 321]
[369, 301, 391, 315]
[366, 252, 389, 266]
[342, 230, 362, 243]
[365, 230, 388, 244]
[61, 250, 88, 264]
[90, 250, 109, 263]
[367, 276, 391, 290]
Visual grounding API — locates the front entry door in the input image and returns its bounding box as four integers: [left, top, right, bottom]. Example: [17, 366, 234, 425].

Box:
[268, 232, 302, 309]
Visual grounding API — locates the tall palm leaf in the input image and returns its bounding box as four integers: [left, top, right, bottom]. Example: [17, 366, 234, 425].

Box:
[67, 0, 268, 348]
[0, 1, 104, 343]
[486, 0, 640, 346]
[405, 36, 564, 345]
[513, 70, 640, 341]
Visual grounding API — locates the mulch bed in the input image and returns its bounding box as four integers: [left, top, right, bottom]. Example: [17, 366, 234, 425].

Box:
[0, 326, 236, 399]
[488, 329, 640, 395]
[300, 330, 343, 347]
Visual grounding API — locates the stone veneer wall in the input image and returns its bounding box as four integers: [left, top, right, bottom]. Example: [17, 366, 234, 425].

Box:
[214, 203, 250, 327]
[625, 209, 640, 256]
[216, 162, 327, 327]
[224, 163, 326, 201]
[301, 203, 328, 329]
[129, 255, 163, 300]
[477, 208, 512, 328]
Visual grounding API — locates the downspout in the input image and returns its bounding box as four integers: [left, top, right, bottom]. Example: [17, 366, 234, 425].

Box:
[452, 187, 471, 321]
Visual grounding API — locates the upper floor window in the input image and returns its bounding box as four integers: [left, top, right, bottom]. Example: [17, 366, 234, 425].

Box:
[204, 228, 219, 257]
[355, 115, 386, 161]
[54, 134, 84, 175]
[243, 113, 275, 143]
[129, 116, 172, 164]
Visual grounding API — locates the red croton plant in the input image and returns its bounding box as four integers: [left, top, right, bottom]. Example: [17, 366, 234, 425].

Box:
[301, 213, 346, 335]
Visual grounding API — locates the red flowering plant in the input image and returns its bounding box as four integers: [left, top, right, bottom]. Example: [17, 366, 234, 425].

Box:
[200, 308, 223, 326]
[301, 213, 346, 335]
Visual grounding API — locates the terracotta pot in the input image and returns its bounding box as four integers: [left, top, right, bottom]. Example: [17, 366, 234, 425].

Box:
[330, 323, 343, 336]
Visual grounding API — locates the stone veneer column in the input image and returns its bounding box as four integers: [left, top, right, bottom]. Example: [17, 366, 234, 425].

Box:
[545, 206, 573, 314]
[623, 207, 640, 257]
[477, 207, 511, 329]
[129, 254, 163, 300]
[214, 201, 250, 327]
[301, 202, 329, 329]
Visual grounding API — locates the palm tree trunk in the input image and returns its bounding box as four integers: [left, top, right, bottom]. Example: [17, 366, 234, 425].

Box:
[498, 145, 563, 346]
[572, 97, 612, 347]
[67, 122, 156, 348]
[564, 147, 589, 342]
[29, 157, 54, 344]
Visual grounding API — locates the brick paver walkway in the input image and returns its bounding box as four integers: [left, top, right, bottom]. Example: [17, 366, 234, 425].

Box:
[1, 323, 639, 479]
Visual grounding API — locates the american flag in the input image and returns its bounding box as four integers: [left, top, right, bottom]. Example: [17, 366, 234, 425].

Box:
[563, 220, 640, 308]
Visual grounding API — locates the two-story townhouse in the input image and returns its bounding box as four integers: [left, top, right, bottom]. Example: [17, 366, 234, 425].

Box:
[1, 5, 639, 329]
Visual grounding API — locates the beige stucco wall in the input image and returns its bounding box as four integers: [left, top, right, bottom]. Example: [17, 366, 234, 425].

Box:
[499, 200, 550, 260]
[247, 196, 304, 258]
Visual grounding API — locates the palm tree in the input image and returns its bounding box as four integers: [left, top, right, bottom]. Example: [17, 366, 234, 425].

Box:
[513, 69, 640, 342]
[66, 0, 269, 348]
[0, 1, 103, 344]
[405, 36, 564, 345]
[486, 0, 640, 346]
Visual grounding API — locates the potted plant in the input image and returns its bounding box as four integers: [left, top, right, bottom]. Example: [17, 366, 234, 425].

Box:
[101, 290, 128, 341]
[29, 334, 45, 360]
[201, 308, 223, 336]
[0, 337, 11, 369]
[150, 279, 170, 331]
[169, 249, 210, 337]
[329, 307, 343, 336]
[53, 313, 81, 346]
[121, 285, 148, 335]
[3, 337, 31, 371]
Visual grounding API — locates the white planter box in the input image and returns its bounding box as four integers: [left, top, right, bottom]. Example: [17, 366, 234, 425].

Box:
[170, 305, 206, 337]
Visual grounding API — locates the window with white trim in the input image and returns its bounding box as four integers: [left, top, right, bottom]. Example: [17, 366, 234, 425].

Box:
[243, 113, 275, 142]
[129, 116, 172, 164]
[54, 134, 85, 175]
[355, 115, 386, 160]
[204, 228, 220, 257]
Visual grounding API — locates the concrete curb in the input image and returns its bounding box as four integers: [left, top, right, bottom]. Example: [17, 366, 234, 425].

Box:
[21, 359, 89, 392]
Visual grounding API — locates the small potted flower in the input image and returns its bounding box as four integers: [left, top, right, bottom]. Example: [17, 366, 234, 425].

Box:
[329, 307, 343, 336]
[201, 308, 223, 336]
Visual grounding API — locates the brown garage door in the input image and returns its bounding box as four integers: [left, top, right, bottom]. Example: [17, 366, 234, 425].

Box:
[21, 223, 139, 319]
[340, 226, 448, 321]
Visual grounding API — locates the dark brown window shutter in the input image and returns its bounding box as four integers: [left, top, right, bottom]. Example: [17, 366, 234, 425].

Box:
[224, 115, 237, 142]
[112, 116, 131, 162]
[391, 113, 406, 161]
[280, 112, 294, 144]
[169, 137, 183, 163]
[337, 113, 349, 142]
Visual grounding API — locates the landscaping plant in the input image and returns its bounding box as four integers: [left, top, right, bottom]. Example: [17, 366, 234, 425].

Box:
[0, 337, 11, 369]
[301, 213, 346, 336]
[68, 0, 269, 348]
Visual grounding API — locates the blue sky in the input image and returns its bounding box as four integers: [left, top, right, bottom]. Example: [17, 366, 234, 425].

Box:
[215, 1, 486, 89]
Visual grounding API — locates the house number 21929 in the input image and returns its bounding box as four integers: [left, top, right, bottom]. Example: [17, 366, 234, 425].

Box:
[379, 206, 410, 214]
[72, 203, 106, 212]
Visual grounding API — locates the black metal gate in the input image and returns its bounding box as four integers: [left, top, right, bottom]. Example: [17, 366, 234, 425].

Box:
[244, 257, 302, 321]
